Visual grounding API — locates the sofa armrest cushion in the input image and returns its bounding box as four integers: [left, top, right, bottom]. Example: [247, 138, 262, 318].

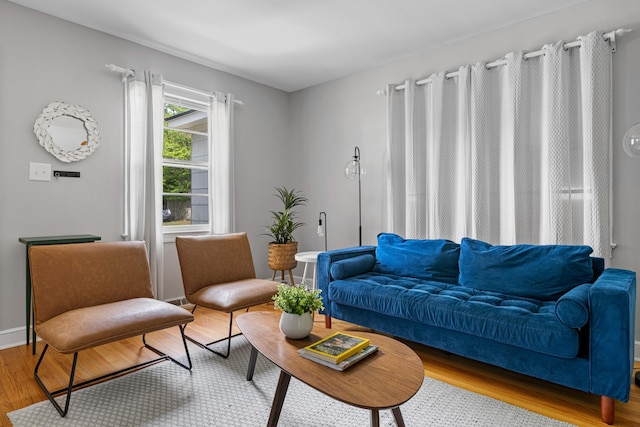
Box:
[374, 233, 460, 284]
[459, 238, 594, 301]
[555, 283, 591, 328]
[330, 254, 376, 280]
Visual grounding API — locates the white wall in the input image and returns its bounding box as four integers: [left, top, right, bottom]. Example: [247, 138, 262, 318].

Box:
[289, 0, 640, 341]
[0, 0, 290, 348]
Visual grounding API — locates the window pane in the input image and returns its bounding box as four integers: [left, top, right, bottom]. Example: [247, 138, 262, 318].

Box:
[163, 128, 193, 161]
[165, 110, 209, 134]
[163, 165, 192, 194]
[164, 103, 209, 162]
[163, 195, 209, 226]
[163, 164, 209, 227]
[162, 167, 209, 197]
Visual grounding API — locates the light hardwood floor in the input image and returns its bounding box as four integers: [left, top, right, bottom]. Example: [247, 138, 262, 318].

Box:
[0, 303, 638, 426]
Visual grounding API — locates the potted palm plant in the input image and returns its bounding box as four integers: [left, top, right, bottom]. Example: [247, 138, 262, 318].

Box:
[273, 282, 323, 339]
[263, 186, 308, 281]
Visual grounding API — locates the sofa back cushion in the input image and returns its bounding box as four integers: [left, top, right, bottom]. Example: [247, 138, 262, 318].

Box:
[458, 238, 594, 301]
[373, 233, 460, 284]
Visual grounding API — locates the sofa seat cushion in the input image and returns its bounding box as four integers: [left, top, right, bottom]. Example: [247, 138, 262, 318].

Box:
[329, 273, 579, 358]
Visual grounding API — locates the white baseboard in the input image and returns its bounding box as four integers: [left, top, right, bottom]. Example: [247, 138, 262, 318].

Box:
[0, 326, 36, 351]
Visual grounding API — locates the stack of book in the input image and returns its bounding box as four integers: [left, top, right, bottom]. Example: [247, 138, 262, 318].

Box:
[298, 331, 378, 371]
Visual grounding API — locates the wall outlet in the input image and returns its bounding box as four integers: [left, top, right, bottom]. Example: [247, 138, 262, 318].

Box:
[29, 162, 51, 181]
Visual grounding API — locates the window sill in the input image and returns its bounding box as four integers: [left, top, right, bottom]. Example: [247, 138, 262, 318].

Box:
[162, 226, 211, 243]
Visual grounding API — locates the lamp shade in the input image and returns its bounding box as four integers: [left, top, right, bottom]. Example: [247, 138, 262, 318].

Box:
[345, 161, 366, 179]
[317, 211, 327, 251]
[623, 123, 640, 157]
[344, 147, 366, 179]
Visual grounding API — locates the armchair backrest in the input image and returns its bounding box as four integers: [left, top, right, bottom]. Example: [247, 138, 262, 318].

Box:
[29, 241, 154, 325]
[175, 233, 257, 298]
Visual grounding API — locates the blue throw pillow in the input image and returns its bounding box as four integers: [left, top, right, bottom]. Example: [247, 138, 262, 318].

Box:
[373, 233, 460, 284]
[555, 283, 591, 328]
[330, 254, 376, 280]
[458, 238, 594, 301]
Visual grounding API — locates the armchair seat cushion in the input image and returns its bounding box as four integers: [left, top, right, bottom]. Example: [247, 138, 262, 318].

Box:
[35, 298, 194, 354]
[188, 279, 279, 312]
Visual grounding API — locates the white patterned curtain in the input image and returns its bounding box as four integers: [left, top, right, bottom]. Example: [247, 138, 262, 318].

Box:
[209, 92, 235, 234]
[122, 70, 164, 297]
[386, 31, 612, 258]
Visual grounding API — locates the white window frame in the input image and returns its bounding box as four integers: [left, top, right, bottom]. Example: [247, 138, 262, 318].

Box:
[162, 87, 212, 236]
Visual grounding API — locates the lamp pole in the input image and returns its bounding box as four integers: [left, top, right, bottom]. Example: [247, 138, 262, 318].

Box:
[345, 147, 363, 246]
[356, 148, 362, 246]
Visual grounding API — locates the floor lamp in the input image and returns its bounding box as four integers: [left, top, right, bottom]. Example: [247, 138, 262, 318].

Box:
[345, 147, 365, 246]
[623, 123, 640, 386]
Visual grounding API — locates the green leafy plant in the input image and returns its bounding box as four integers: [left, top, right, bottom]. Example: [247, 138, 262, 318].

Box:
[272, 283, 324, 315]
[263, 186, 308, 244]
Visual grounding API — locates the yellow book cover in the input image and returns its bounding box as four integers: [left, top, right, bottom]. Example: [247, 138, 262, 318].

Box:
[302, 332, 370, 364]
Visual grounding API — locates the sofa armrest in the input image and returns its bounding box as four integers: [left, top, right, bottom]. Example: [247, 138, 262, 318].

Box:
[317, 246, 376, 316]
[589, 268, 636, 402]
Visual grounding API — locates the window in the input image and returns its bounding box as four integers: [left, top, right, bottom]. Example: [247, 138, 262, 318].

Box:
[162, 87, 211, 232]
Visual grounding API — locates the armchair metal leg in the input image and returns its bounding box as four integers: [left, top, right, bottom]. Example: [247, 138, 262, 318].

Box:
[34, 325, 193, 417]
[143, 324, 193, 370]
[34, 344, 76, 417]
[184, 307, 249, 359]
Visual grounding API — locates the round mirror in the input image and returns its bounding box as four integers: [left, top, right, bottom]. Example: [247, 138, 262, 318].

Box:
[33, 102, 100, 163]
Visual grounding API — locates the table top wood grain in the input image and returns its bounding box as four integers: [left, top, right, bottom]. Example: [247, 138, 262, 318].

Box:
[236, 310, 424, 410]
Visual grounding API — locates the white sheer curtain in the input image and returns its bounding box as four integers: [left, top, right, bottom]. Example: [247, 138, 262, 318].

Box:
[386, 31, 613, 258]
[209, 92, 235, 234]
[123, 71, 164, 297]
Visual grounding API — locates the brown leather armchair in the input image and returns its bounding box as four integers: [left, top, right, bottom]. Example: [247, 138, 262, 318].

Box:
[29, 241, 194, 417]
[175, 233, 279, 358]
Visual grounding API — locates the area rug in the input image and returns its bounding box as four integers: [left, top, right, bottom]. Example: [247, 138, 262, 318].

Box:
[8, 337, 575, 426]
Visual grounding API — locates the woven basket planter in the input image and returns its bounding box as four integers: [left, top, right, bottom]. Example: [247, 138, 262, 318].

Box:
[268, 242, 298, 271]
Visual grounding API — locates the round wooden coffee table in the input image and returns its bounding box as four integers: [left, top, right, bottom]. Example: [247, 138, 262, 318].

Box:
[237, 311, 424, 427]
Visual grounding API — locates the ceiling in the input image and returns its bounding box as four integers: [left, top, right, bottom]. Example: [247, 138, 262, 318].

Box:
[9, 0, 590, 92]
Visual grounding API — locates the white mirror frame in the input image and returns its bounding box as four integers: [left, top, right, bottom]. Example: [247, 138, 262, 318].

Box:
[33, 101, 100, 163]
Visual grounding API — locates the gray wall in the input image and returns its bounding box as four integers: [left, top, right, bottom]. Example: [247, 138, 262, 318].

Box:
[0, 0, 290, 348]
[2, 0, 640, 350]
[289, 0, 640, 344]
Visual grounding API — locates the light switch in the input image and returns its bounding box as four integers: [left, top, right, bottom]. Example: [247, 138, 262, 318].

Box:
[29, 162, 51, 181]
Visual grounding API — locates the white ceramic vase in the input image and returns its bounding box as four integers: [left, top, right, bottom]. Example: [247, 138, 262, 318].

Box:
[279, 311, 313, 339]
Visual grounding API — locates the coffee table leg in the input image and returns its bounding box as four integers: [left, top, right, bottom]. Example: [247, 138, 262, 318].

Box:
[370, 409, 380, 427]
[392, 407, 405, 427]
[246, 345, 258, 381]
[267, 371, 291, 427]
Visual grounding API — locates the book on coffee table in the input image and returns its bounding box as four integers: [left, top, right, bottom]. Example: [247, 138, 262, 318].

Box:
[301, 331, 370, 364]
[298, 345, 379, 371]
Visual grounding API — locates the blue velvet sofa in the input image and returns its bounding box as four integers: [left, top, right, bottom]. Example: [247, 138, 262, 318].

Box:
[317, 233, 636, 424]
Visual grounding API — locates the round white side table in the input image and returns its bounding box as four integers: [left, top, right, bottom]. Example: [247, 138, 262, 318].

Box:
[295, 251, 322, 290]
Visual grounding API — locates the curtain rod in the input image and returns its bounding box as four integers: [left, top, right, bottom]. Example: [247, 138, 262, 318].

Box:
[105, 64, 244, 105]
[384, 28, 630, 93]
